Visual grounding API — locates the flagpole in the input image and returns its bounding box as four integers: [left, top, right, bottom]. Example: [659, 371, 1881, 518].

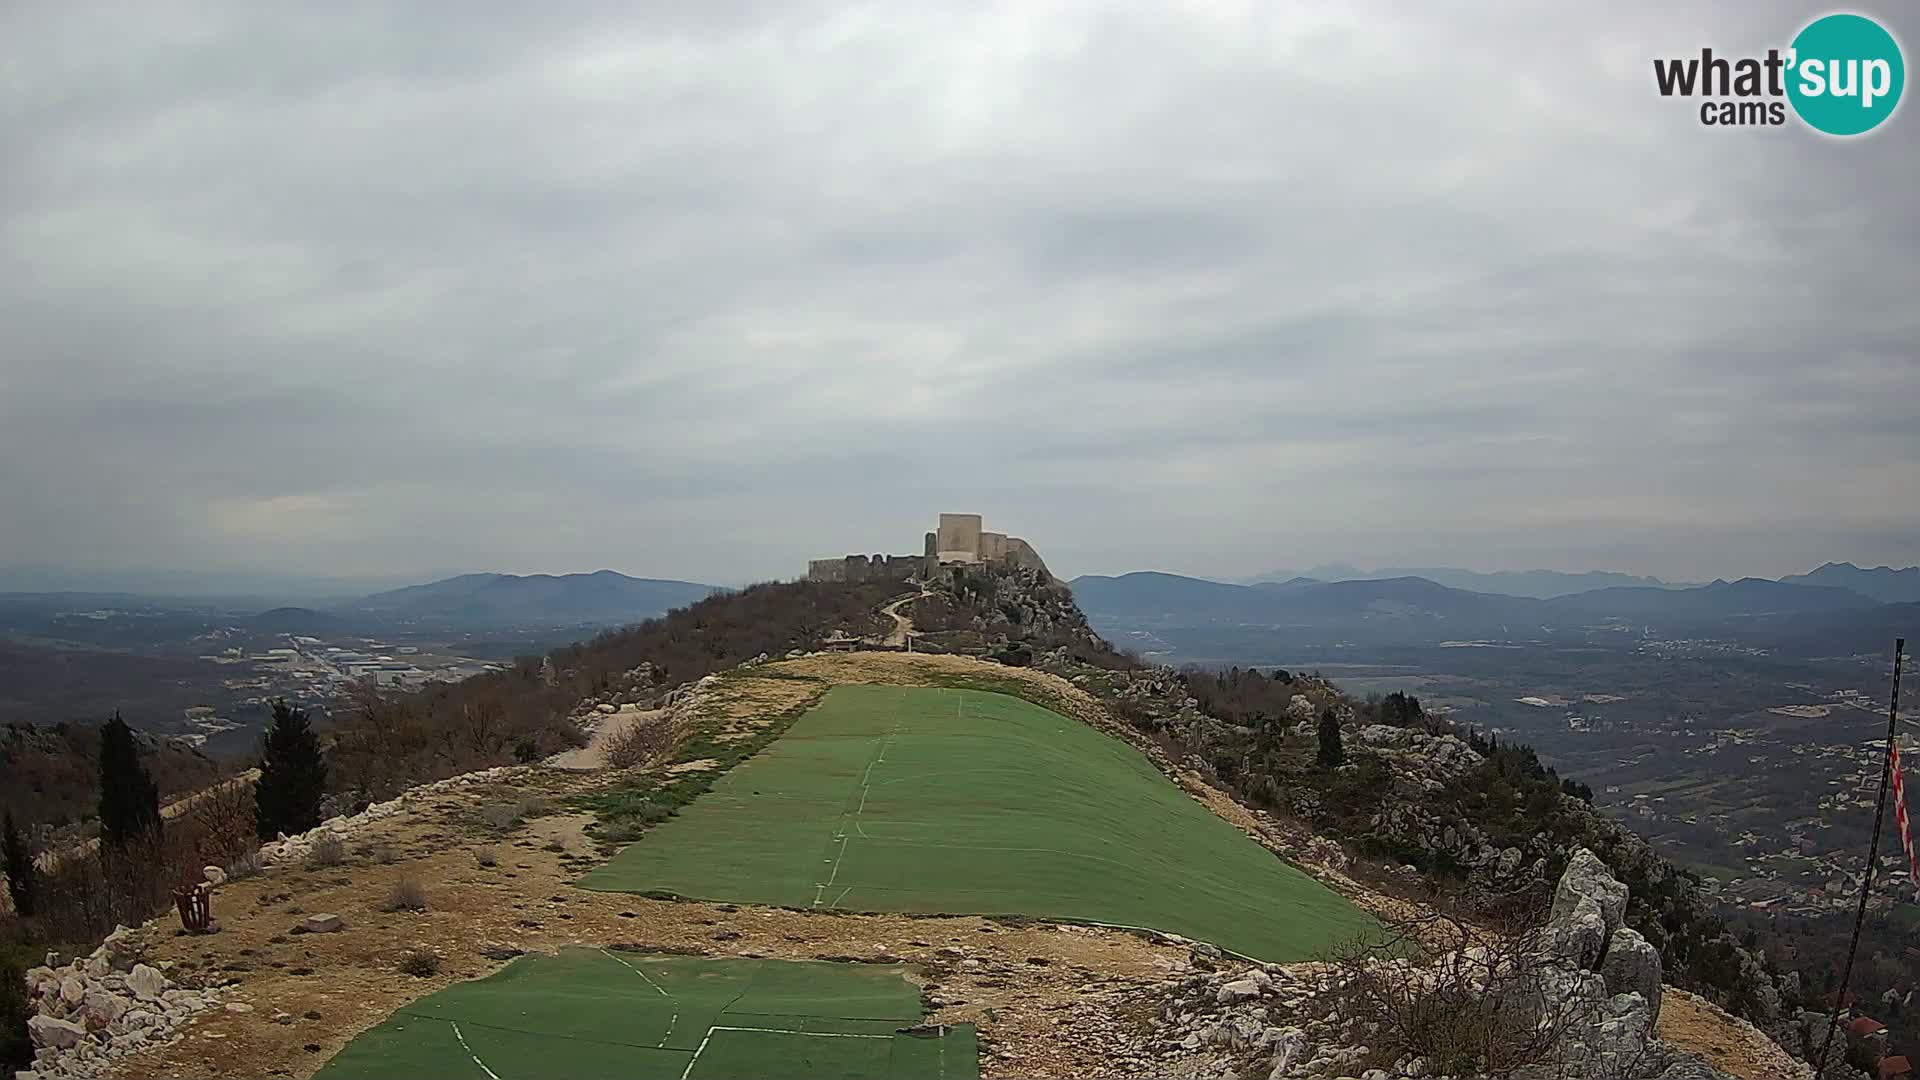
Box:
[1816, 638, 1905, 1077]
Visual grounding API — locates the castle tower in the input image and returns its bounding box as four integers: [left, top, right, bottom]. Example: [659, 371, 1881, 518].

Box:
[935, 513, 984, 563]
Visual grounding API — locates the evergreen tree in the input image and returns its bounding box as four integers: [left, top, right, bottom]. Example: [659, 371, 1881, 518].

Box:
[1, 953, 31, 1077]
[97, 712, 161, 846]
[1316, 706, 1346, 769]
[1, 810, 35, 917]
[255, 700, 327, 840]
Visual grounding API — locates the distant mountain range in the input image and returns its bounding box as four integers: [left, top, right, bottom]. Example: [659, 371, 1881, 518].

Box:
[339, 571, 718, 626]
[1244, 565, 1688, 600]
[1778, 562, 1920, 604]
[1069, 567, 1914, 650]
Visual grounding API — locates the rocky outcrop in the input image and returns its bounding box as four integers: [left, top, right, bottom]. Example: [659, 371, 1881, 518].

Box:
[18, 926, 220, 1080]
[1139, 850, 1735, 1080]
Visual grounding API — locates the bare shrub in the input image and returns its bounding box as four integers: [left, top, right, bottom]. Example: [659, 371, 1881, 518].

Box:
[473, 847, 497, 868]
[1322, 907, 1587, 1080]
[34, 855, 116, 949]
[304, 833, 346, 869]
[397, 947, 441, 977]
[383, 877, 428, 913]
[514, 796, 553, 820]
[476, 804, 520, 831]
[362, 843, 397, 865]
[604, 717, 677, 770]
[179, 778, 257, 868]
[224, 848, 265, 881]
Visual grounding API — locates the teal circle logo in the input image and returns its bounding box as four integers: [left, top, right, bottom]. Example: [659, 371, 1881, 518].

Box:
[1787, 13, 1905, 135]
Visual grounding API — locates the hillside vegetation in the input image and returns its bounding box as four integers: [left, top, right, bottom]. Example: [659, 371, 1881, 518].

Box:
[1, 721, 222, 830]
[326, 579, 899, 802]
[911, 563, 1799, 1032]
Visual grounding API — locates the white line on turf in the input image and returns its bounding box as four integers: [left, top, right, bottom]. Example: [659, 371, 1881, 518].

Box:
[601, 948, 679, 1048]
[678, 1025, 896, 1080]
[813, 718, 899, 908]
[448, 1020, 503, 1080]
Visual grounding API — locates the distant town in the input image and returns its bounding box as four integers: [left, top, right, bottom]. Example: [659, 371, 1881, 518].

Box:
[173, 628, 505, 747]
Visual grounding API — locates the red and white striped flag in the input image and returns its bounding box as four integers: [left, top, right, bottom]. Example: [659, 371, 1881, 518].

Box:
[1895, 736, 1917, 900]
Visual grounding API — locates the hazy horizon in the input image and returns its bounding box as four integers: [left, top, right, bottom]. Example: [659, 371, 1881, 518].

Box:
[5, 3, 1916, 587]
[1, 551, 1911, 601]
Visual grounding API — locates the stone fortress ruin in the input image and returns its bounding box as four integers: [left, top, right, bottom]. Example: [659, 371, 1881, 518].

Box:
[807, 513, 1050, 583]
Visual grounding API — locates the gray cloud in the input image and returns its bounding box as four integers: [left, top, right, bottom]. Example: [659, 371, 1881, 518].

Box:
[3, 0, 1916, 587]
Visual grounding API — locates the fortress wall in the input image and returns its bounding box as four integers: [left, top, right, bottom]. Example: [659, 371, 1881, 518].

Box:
[808, 554, 921, 583]
[808, 558, 851, 582]
[1003, 537, 1051, 578]
[812, 516, 1046, 581]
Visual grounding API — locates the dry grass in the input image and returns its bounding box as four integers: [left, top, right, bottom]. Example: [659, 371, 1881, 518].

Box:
[382, 877, 428, 913]
[224, 848, 265, 882]
[604, 717, 677, 769]
[304, 833, 346, 869]
[397, 947, 441, 977]
[1321, 908, 1591, 1079]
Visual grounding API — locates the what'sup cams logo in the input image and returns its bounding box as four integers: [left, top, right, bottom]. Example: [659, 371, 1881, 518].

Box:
[1654, 12, 1905, 135]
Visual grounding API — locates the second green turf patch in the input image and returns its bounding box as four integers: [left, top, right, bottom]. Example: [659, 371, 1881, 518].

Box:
[314, 949, 973, 1080]
[579, 684, 1374, 960]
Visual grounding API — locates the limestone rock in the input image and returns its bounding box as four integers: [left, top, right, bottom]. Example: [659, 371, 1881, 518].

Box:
[28, 1015, 87, 1050]
[126, 963, 166, 1001]
[203, 864, 227, 887]
[1215, 977, 1263, 1004]
[303, 913, 345, 933]
[83, 990, 127, 1027]
[1552, 847, 1628, 943]
[101, 925, 144, 972]
[1546, 894, 1609, 970]
[1600, 927, 1663, 1022]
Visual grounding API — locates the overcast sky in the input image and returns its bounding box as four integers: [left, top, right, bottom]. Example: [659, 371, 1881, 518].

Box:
[3, 2, 1916, 587]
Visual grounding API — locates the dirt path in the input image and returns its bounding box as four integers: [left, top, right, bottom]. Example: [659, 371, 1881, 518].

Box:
[545, 706, 666, 770]
[878, 591, 922, 647]
[1658, 988, 1812, 1080]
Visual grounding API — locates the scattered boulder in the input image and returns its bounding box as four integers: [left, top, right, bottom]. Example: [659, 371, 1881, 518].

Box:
[303, 913, 346, 934]
[28, 1016, 87, 1050]
[203, 864, 227, 887]
[126, 964, 166, 1001]
[100, 925, 145, 972]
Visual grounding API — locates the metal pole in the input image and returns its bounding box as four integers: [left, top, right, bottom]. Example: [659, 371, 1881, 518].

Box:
[1816, 637, 1904, 1077]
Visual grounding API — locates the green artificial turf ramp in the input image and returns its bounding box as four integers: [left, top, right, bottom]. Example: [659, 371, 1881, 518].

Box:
[579, 684, 1374, 960]
[314, 949, 973, 1080]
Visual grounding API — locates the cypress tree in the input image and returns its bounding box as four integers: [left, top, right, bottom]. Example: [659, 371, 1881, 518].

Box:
[1, 810, 34, 917]
[1315, 706, 1346, 769]
[1, 952, 31, 1077]
[255, 701, 327, 840]
[97, 712, 161, 846]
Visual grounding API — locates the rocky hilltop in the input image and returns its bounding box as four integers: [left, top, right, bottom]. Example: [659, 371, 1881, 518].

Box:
[4, 568, 1856, 1080]
[1145, 851, 1736, 1079]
